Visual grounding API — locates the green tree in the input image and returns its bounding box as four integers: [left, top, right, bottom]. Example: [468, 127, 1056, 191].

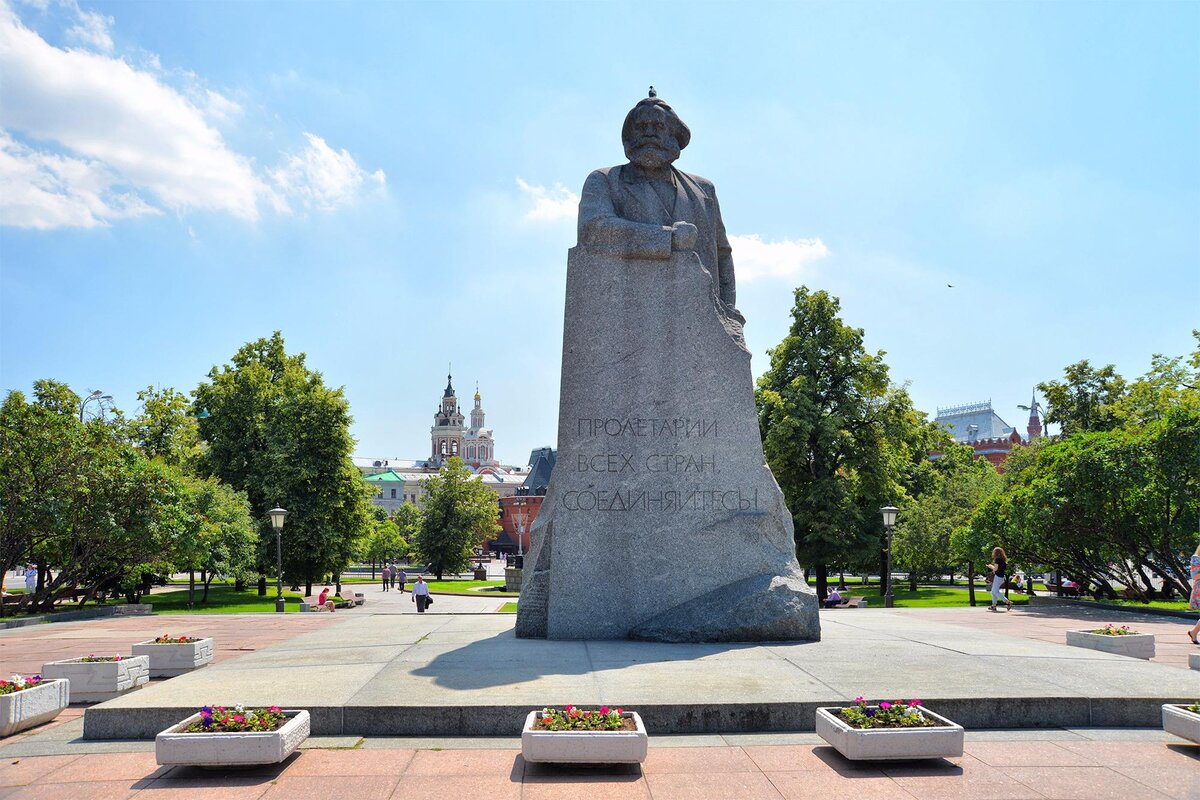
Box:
[1038, 360, 1128, 436]
[193, 332, 374, 596]
[130, 385, 202, 469]
[971, 339, 1199, 601]
[413, 458, 500, 579]
[756, 287, 917, 599]
[363, 506, 407, 566]
[894, 442, 1000, 593]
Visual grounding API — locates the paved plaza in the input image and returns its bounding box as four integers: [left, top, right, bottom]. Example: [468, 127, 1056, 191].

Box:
[1, 590, 1197, 798]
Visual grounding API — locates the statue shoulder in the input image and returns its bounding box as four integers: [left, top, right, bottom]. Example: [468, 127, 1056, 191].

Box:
[677, 169, 717, 196]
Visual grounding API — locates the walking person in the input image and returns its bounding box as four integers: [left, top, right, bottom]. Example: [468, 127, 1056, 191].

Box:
[23, 565, 36, 595]
[397, 568, 407, 594]
[412, 576, 430, 613]
[987, 547, 1014, 612]
[390, 561, 397, 589]
[381, 564, 391, 592]
[1186, 542, 1200, 644]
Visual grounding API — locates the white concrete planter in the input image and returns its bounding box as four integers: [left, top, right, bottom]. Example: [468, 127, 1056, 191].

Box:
[155, 709, 310, 767]
[132, 638, 214, 677]
[1065, 629, 1155, 659]
[1161, 704, 1200, 744]
[816, 706, 964, 761]
[41, 656, 149, 703]
[1189, 652, 1198, 671]
[521, 710, 647, 764]
[0, 679, 69, 737]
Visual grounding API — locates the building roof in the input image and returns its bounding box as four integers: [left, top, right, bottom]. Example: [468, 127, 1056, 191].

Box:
[523, 447, 556, 493]
[934, 401, 1016, 443]
[364, 469, 406, 482]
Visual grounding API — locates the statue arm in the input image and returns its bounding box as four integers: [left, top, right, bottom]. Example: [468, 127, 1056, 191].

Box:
[711, 189, 741, 316]
[577, 170, 673, 259]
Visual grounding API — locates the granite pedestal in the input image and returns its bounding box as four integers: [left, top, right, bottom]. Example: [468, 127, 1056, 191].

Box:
[80, 611, 1200, 740]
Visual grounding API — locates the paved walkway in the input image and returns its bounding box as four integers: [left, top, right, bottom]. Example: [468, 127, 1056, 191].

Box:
[0, 731, 1196, 799]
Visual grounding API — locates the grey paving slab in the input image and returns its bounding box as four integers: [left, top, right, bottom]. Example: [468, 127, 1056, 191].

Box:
[79, 610, 1200, 739]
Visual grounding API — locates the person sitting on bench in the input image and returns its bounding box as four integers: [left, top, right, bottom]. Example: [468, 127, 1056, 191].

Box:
[824, 588, 843, 609]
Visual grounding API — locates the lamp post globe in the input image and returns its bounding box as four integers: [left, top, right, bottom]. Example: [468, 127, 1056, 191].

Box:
[880, 505, 899, 608]
[268, 507, 288, 613]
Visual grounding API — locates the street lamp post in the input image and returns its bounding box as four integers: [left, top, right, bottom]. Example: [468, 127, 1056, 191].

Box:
[79, 390, 113, 422]
[268, 507, 288, 613]
[881, 505, 899, 609]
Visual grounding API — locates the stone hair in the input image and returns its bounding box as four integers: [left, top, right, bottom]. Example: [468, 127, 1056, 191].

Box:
[621, 98, 692, 151]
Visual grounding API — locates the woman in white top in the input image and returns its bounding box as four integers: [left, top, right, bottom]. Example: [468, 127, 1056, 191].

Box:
[412, 576, 431, 613]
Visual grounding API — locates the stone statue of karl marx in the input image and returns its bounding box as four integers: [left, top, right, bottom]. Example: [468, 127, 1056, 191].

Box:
[578, 91, 742, 321]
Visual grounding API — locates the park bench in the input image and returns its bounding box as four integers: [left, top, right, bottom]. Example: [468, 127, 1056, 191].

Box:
[339, 586, 366, 606]
[1045, 582, 1081, 597]
[828, 596, 868, 608]
[299, 596, 335, 612]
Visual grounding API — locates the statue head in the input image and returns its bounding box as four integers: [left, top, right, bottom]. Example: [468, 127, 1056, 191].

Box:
[622, 94, 691, 170]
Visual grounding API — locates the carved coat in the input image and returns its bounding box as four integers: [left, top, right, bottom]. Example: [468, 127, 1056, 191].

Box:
[577, 164, 738, 312]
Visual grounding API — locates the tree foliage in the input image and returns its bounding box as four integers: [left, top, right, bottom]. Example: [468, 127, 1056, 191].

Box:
[975, 335, 1199, 599]
[896, 442, 1000, 588]
[756, 287, 937, 596]
[413, 458, 500, 579]
[194, 332, 374, 593]
[0, 380, 259, 613]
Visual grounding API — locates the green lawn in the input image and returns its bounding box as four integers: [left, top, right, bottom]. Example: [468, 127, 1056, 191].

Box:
[143, 585, 309, 614]
[829, 586, 1031, 608]
[1063, 596, 1196, 613]
[498, 602, 518, 613]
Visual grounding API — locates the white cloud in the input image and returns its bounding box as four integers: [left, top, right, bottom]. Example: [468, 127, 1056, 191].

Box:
[0, 131, 158, 228]
[0, 2, 384, 229]
[517, 178, 578, 222]
[270, 133, 386, 213]
[729, 234, 830, 281]
[65, 5, 111, 51]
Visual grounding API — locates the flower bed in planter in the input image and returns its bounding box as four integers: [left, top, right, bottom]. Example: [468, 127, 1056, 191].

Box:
[156, 705, 310, 767]
[131, 636, 214, 677]
[816, 698, 964, 761]
[41, 654, 149, 703]
[1065, 625, 1155, 659]
[0, 676, 69, 737]
[1161, 703, 1200, 745]
[521, 706, 647, 764]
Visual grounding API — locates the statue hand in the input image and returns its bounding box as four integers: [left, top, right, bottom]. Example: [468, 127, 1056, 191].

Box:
[670, 221, 698, 251]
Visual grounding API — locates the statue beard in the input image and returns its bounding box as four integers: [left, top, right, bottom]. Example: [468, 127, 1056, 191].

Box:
[626, 138, 680, 170]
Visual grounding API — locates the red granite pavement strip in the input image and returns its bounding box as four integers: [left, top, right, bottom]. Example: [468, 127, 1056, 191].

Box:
[0, 612, 349, 676]
[0, 611, 351, 731]
[2, 740, 1197, 798]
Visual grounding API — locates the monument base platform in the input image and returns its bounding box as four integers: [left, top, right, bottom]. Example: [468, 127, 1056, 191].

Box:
[82, 611, 1198, 739]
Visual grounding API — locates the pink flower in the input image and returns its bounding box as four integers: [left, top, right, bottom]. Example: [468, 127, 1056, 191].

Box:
[880, 701, 892, 710]
[599, 706, 610, 715]
[269, 705, 281, 713]
[910, 698, 922, 706]
[854, 696, 864, 704]
[232, 714, 245, 723]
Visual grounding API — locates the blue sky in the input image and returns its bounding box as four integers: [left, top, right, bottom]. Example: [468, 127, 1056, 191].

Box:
[2, 0, 1197, 465]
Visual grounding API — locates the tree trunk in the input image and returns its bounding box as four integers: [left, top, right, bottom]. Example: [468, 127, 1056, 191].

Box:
[815, 563, 828, 602]
[188, 570, 195, 609]
[371, 560, 376, 580]
[305, 580, 312, 597]
[967, 560, 977, 607]
[202, 570, 212, 603]
[334, 573, 342, 595]
[837, 570, 846, 590]
[257, 573, 267, 596]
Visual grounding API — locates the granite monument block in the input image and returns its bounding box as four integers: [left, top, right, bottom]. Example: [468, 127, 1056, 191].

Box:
[516, 90, 820, 642]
